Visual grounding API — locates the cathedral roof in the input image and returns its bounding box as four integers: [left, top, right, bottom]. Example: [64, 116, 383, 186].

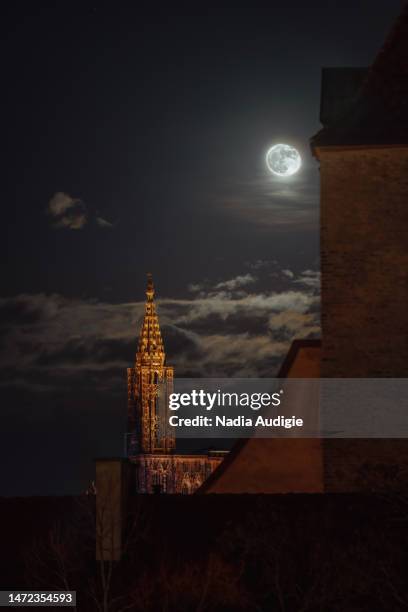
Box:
[136, 274, 166, 367]
[311, 5, 408, 149]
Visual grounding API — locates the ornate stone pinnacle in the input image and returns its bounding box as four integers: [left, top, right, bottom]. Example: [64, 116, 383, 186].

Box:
[146, 272, 154, 301]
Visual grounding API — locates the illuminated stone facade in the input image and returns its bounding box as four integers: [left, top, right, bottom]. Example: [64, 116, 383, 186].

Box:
[127, 274, 175, 454]
[132, 452, 227, 494]
[126, 275, 226, 493]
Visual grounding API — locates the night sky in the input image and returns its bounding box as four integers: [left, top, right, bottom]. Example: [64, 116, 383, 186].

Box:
[1, 1, 403, 495]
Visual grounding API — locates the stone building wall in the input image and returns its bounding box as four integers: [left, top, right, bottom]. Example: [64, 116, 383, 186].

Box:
[318, 145, 408, 492]
[319, 146, 408, 378]
[130, 453, 225, 494]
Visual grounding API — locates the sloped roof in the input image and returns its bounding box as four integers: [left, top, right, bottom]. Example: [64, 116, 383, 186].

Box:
[311, 5, 408, 148]
[198, 339, 322, 494]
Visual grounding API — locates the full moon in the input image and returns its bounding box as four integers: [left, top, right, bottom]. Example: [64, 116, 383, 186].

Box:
[266, 144, 301, 177]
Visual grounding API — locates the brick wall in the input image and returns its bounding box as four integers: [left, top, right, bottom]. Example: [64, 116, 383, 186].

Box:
[318, 145, 408, 491]
[319, 146, 408, 377]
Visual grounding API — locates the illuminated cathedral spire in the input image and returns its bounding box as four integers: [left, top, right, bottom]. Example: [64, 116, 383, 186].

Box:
[127, 274, 175, 454]
[136, 274, 165, 368]
[125, 274, 226, 494]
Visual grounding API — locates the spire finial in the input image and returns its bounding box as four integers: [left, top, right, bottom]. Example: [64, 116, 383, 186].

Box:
[146, 272, 154, 301]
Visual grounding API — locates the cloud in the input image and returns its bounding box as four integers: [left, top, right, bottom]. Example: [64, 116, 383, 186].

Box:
[192, 333, 289, 377]
[0, 266, 320, 391]
[246, 259, 278, 269]
[214, 274, 256, 291]
[188, 274, 256, 297]
[96, 216, 114, 228]
[188, 283, 204, 293]
[215, 168, 319, 231]
[293, 269, 321, 289]
[46, 193, 116, 230]
[268, 311, 320, 342]
[47, 192, 87, 230]
[163, 291, 318, 327]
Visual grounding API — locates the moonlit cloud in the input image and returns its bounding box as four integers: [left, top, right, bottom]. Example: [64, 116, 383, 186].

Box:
[188, 274, 257, 297]
[245, 259, 276, 271]
[46, 193, 116, 230]
[268, 311, 320, 339]
[215, 167, 319, 230]
[0, 263, 320, 391]
[47, 192, 87, 230]
[214, 274, 256, 291]
[188, 283, 204, 293]
[294, 269, 321, 289]
[96, 216, 114, 228]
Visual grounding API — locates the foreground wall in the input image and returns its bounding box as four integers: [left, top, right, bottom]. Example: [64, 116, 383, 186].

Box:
[317, 145, 408, 492]
[319, 146, 408, 378]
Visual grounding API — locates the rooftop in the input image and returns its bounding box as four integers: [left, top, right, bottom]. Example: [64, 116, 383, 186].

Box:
[311, 5, 408, 149]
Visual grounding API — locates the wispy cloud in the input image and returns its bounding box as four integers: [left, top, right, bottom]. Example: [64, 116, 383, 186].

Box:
[294, 269, 321, 289]
[215, 168, 319, 230]
[0, 264, 320, 390]
[96, 216, 114, 229]
[214, 274, 256, 291]
[188, 273, 256, 296]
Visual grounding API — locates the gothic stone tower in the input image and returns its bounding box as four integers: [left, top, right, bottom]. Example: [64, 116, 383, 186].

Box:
[127, 274, 175, 455]
[126, 275, 226, 493]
